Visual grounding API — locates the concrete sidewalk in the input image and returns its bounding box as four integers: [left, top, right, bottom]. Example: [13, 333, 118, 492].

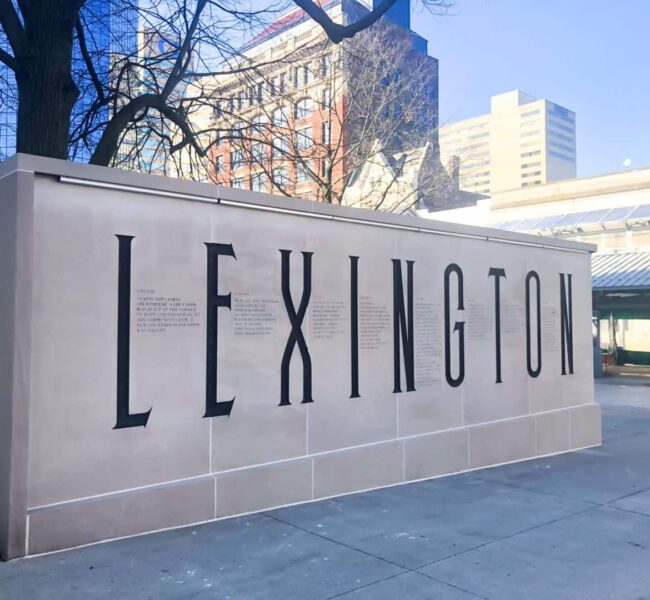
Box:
[2, 383, 649, 600]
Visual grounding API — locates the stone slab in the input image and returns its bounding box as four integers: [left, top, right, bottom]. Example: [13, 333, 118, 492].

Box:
[216, 458, 313, 517]
[28, 477, 215, 555]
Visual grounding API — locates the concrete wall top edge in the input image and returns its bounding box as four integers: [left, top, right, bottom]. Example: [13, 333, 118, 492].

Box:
[1, 154, 596, 253]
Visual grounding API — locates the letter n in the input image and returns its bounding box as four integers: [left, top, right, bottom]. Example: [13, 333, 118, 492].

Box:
[392, 259, 415, 393]
[560, 273, 574, 375]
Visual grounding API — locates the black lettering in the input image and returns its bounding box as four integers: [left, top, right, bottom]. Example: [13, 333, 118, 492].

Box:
[444, 263, 465, 387]
[560, 273, 574, 375]
[525, 270, 542, 377]
[488, 267, 506, 383]
[114, 235, 152, 429]
[204, 243, 236, 418]
[392, 259, 415, 393]
[280, 250, 314, 405]
[350, 256, 360, 398]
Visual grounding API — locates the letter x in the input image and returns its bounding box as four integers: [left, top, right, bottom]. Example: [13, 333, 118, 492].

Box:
[279, 250, 314, 406]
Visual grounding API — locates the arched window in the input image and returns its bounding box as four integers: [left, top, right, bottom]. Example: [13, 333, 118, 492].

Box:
[295, 98, 312, 120]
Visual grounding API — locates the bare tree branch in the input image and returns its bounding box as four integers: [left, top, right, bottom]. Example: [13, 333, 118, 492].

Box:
[294, 0, 401, 43]
[75, 17, 105, 103]
[0, 0, 26, 58]
[0, 45, 18, 71]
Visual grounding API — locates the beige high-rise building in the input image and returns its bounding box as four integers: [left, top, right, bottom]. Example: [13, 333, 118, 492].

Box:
[439, 90, 576, 195]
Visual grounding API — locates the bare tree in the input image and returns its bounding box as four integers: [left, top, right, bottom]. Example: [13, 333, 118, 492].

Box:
[0, 0, 453, 166]
[196, 21, 454, 213]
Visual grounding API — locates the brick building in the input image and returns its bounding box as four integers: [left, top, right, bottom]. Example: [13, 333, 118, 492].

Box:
[194, 0, 439, 205]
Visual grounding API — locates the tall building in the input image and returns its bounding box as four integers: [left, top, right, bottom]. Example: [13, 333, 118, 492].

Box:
[188, 0, 440, 206]
[70, 0, 140, 161]
[439, 90, 576, 195]
[0, 0, 139, 162]
[0, 36, 16, 161]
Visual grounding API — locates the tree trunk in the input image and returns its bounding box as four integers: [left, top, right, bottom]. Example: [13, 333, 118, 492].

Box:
[15, 7, 78, 160]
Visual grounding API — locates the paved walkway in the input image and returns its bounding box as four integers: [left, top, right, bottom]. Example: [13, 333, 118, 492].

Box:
[2, 382, 650, 600]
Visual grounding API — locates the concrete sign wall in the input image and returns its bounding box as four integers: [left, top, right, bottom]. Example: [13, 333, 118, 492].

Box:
[0, 155, 601, 559]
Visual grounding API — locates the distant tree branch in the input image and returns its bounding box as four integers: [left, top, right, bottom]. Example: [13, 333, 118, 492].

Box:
[75, 18, 106, 103]
[293, 0, 397, 43]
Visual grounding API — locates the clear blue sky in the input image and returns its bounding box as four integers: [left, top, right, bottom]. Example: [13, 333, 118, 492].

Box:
[413, 0, 650, 178]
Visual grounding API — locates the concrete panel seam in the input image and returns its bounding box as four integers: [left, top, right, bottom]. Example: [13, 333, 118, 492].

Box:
[27, 405, 598, 513]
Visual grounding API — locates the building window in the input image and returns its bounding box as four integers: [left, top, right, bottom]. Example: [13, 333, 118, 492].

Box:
[232, 121, 245, 139]
[248, 86, 256, 106]
[549, 149, 574, 162]
[549, 128, 574, 143]
[297, 160, 312, 184]
[214, 100, 222, 119]
[272, 135, 288, 158]
[322, 87, 331, 109]
[548, 118, 574, 134]
[231, 176, 246, 189]
[302, 64, 313, 86]
[251, 142, 265, 163]
[321, 158, 332, 178]
[293, 66, 300, 88]
[272, 107, 288, 127]
[549, 103, 574, 122]
[296, 127, 313, 150]
[320, 53, 332, 77]
[279, 72, 287, 94]
[521, 150, 541, 158]
[252, 114, 265, 137]
[272, 166, 289, 189]
[295, 98, 312, 120]
[230, 149, 244, 169]
[549, 140, 575, 155]
[251, 172, 267, 193]
[257, 82, 264, 103]
[215, 155, 224, 173]
[321, 120, 331, 145]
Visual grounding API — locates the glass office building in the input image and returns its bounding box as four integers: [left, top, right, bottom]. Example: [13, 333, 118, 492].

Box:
[0, 0, 139, 162]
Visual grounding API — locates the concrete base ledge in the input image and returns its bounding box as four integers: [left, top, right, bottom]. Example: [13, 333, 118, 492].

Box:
[26, 404, 601, 556]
